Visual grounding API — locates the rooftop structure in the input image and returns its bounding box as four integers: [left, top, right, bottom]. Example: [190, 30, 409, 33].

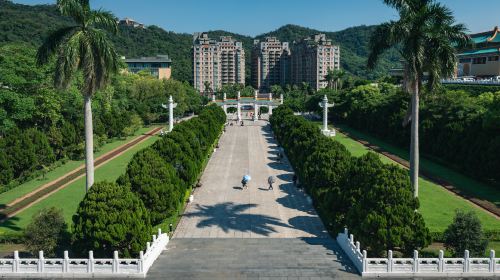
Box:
[193, 32, 245, 94]
[291, 34, 340, 90]
[457, 26, 500, 77]
[124, 55, 172, 80]
[118, 18, 145, 29]
[251, 37, 291, 91]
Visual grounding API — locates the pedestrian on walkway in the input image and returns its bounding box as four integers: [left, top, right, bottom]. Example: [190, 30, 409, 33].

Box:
[268, 176, 275, 190]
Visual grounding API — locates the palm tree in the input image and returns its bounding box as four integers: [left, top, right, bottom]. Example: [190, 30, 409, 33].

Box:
[37, 0, 120, 192]
[368, 0, 469, 197]
[324, 69, 346, 90]
[324, 69, 336, 90]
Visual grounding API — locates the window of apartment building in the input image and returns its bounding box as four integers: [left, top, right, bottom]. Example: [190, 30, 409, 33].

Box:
[488, 56, 499, 61]
[472, 57, 487, 64]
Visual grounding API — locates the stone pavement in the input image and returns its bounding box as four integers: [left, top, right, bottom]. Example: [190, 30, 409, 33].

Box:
[147, 120, 360, 279]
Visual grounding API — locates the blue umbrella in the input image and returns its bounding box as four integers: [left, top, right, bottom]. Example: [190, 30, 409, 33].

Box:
[243, 175, 251, 182]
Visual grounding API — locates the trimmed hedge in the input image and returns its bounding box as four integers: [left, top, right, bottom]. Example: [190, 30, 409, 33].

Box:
[270, 106, 431, 256]
[72, 104, 225, 256]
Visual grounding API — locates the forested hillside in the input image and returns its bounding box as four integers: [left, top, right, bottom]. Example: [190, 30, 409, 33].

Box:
[0, 0, 400, 83]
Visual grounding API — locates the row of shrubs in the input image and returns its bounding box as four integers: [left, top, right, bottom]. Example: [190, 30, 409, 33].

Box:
[0, 109, 143, 192]
[322, 84, 500, 187]
[270, 106, 431, 257]
[68, 105, 226, 257]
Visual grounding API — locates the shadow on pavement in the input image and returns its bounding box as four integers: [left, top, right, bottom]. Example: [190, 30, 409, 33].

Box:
[301, 237, 360, 276]
[183, 202, 292, 236]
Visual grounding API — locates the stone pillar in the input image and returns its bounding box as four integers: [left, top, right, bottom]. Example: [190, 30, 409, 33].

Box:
[280, 94, 284, 104]
[63, 250, 69, 273]
[38, 251, 44, 272]
[113, 251, 119, 273]
[319, 95, 335, 136]
[268, 92, 272, 101]
[254, 104, 258, 121]
[237, 102, 241, 121]
[489, 250, 495, 272]
[269, 106, 273, 115]
[413, 250, 419, 273]
[223, 92, 227, 102]
[168, 95, 174, 132]
[237, 91, 241, 121]
[387, 250, 393, 273]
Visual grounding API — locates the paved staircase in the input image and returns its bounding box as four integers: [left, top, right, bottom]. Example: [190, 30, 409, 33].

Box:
[147, 238, 360, 279]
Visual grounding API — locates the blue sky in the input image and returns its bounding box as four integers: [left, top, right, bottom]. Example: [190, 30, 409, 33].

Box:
[13, 0, 499, 36]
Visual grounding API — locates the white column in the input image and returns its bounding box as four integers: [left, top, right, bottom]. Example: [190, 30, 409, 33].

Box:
[269, 106, 273, 115]
[237, 91, 241, 121]
[237, 102, 241, 121]
[268, 92, 272, 101]
[280, 94, 284, 104]
[254, 104, 258, 121]
[168, 95, 174, 132]
[319, 95, 335, 136]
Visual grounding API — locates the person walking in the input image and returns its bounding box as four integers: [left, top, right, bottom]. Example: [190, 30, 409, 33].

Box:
[268, 176, 275, 190]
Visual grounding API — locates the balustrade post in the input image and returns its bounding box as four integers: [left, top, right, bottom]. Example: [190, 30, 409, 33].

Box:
[113, 251, 119, 273]
[413, 250, 419, 273]
[490, 250, 495, 272]
[147, 242, 151, 251]
[349, 234, 354, 246]
[38, 251, 44, 273]
[158, 228, 162, 237]
[464, 250, 469, 272]
[139, 251, 144, 273]
[13, 251, 19, 273]
[388, 250, 393, 273]
[362, 250, 367, 272]
[356, 241, 360, 252]
[88, 251, 94, 273]
[438, 250, 444, 272]
[63, 250, 69, 273]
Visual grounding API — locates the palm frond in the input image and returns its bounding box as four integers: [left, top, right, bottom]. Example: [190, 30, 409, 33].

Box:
[56, 0, 87, 25]
[36, 25, 78, 65]
[88, 10, 118, 34]
[53, 31, 83, 89]
[368, 21, 400, 69]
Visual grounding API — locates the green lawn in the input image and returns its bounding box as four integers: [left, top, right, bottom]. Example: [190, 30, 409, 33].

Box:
[336, 124, 499, 208]
[0, 126, 158, 206]
[325, 124, 499, 234]
[0, 134, 160, 234]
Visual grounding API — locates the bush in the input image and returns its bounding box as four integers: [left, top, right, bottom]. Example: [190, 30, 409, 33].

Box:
[270, 105, 431, 256]
[72, 181, 152, 257]
[444, 210, 488, 257]
[119, 148, 182, 225]
[25, 207, 67, 257]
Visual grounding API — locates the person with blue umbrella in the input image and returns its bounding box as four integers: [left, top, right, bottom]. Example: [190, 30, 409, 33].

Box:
[242, 174, 251, 189]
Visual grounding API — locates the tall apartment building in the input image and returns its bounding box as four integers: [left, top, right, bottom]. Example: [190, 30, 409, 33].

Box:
[251, 37, 291, 91]
[291, 34, 340, 90]
[193, 33, 245, 93]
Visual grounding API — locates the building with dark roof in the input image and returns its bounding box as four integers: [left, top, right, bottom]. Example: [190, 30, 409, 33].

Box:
[124, 55, 172, 80]
[457, 26, 500, 77]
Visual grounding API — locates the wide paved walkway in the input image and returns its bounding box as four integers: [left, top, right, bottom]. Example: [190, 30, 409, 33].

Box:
[148, 120, 360, 279]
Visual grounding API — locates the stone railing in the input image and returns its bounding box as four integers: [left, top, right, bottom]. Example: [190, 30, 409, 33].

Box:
[0, 228, 168, 278]
[337, 228, 499, 278]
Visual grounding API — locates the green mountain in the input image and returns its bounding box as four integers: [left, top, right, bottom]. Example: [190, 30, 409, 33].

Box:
[0, 0, 399, 83]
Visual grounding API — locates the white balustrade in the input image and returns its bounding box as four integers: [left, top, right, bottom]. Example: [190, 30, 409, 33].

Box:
[337, 228, 499, 278]
[0, 228, 168, 278]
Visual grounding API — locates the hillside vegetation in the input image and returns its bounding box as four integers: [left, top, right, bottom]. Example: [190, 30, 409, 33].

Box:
[0, 0, 400, 83]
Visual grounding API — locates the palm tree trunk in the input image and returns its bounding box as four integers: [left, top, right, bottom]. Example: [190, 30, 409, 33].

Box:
[84, 94, 94, 192]
[409, 79, 419, 197]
